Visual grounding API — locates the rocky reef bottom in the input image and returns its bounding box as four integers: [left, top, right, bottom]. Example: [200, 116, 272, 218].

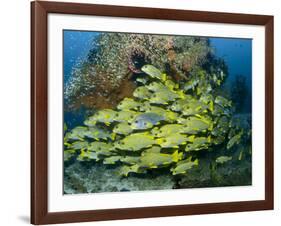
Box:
[64, 156, 251, 194]
[64, 161, 175, 193]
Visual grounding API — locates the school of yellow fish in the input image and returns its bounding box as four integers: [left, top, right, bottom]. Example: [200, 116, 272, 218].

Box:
[64, 65, 244, 176]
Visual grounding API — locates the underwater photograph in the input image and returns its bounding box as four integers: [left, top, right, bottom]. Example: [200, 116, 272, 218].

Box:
[63, 30, 252, 194]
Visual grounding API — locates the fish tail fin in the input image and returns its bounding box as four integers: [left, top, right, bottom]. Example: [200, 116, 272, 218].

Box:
[194, 159, 199, 166]
[179, 91, 185, 99]
[172, 150, 180, 162]
[189, 135, 195, 142]
[111, 133, 116, 140]
[80, 149, 86, 157]
[179, 152, 183, 160]
[187, 156, 192, 161]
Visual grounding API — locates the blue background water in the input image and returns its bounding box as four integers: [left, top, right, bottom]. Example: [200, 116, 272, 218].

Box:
[209, 37, 252, 89]
[63, 31, 252, 127]
[63, 30, 99, 83]
[209, 37, 252, 113]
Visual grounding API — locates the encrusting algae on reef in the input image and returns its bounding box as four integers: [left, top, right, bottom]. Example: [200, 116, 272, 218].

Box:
[64, 64, 251, 183]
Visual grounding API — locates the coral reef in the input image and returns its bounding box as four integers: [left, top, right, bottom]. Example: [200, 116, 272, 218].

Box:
[64, 33, 215, 111]
[64, 65, 250, 189]
[64, 161, 175, 194]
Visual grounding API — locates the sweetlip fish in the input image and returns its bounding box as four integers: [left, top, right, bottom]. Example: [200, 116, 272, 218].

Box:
[212, 103, 231, 116]
[181, 101, 210, 116]
[113, 110, 137, 123]
[215, 95, 232, 107]
[171, 157, 199, 175]
[83, 126, 115, 141]
[64, 149, 76, 161]
[152, 124, 185, 138]
[185, 136, 211, 152]
[114, 132, 155, 151]
[136, 77, 149, 85]
[200, 94, 214, 104]
[133, 86, 152, 100]
[70, 141, 88, 150]
[170, 96, 196, 112]
[216, 156, 232, 164]
[149, 90, 180, 105]
[227, 130, 243, 149]
[200, 94, 214, 111]
[103, 156, 122, 165]
[183, 78, 199, 91]
[137, 101, 151, 112]
[118, 165, 145, 177]
[157, 134, 194, 148]
[117, 97, 141, 111]
[141, 65, 167, 82]
[140, 105, 178, 123]
[130, 112, 165, 130]
[113, 122, 133, 135]
[141, 145, 162, 154]
[65, 126, 88, 141]
[87, 141, 115, 157]
[120, 156, 141, 165]
[85, 109, 117, 126]
[179, 116, 213, 134]
[164, 79, 179, 91]
[215, 116, 230, 134]
[77, 149, 99, 161]
[146, 82, 167, 92]
[137, 150, 183, 169]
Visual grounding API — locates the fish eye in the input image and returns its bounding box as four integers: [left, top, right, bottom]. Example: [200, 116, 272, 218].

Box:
[98, 147, 101, 150]
[128, 122, 131, 125]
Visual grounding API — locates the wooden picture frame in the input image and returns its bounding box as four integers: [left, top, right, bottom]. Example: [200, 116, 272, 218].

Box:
[31, 1, 274, 224]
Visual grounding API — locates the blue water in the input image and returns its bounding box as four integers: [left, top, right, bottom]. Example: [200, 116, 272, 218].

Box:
[209, 38, 252, 112]
[63, 30, 99, 82]
[209, 37, 252, 88]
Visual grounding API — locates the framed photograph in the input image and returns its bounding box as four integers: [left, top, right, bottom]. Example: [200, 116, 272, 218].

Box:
[31, 1, 274, 224]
